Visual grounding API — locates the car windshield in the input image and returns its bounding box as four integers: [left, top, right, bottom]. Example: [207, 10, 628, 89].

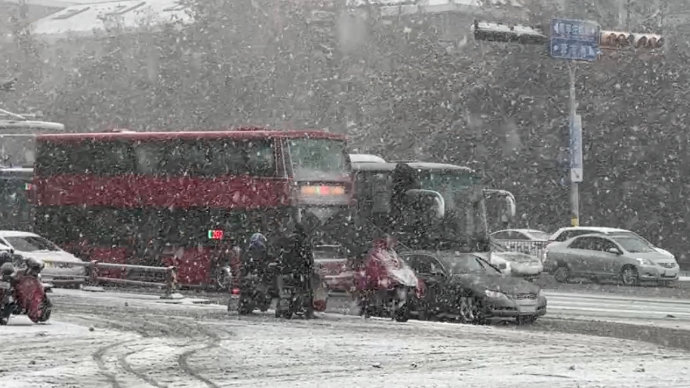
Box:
[4, 235, 60, 252]
[611, 231, 654, 246]
[612, 236, 656, 253]
[441, 254, 494, 275]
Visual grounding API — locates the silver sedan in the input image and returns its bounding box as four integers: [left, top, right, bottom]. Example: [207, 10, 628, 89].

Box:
[544, 233, 680, 286]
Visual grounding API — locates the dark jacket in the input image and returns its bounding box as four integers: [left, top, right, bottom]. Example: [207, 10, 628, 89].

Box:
[277, 229, 314, 279]
[241, 244, 269, 278]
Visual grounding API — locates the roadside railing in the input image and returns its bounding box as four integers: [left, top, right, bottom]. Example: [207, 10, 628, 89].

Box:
[40, 259, 181, 299]
[492, 240, 549, 262]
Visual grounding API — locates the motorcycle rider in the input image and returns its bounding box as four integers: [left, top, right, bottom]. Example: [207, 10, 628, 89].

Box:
[276, 223, 315, 319]
[357, 233, 421, 319]
[238, 233, 271, 314]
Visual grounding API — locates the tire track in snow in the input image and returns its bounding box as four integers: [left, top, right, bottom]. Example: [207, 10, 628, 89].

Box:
[117, 348, 167, 388]
[68, 308, 225, 388]
[178, 345, 221, 388]
[92, 341, 124, 388]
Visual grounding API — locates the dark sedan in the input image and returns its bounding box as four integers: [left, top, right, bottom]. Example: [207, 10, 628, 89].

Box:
[400, 250, 547, 324]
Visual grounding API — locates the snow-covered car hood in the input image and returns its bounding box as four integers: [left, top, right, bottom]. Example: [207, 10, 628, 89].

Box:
[632, 251, 677, 265]
[449, 273, 540, 295]
[17, 250, 83, 264]
[654, 247, 675, 260]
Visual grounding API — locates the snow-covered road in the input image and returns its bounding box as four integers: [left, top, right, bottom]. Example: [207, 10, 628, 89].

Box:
[544, 291, 690, 330]
[1, 289, 689, 387]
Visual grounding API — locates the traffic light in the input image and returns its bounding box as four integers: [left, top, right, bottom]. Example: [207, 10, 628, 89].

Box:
[599, 30, 664, 50]
[472, 20, 548, 45]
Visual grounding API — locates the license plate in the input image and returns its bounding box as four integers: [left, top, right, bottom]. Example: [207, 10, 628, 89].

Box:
[518, 305, 537, 314]
[0, 281, 9, 290]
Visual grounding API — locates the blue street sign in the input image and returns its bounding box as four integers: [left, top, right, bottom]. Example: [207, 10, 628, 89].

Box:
[550, 38, 599, 61]
[550, 18, 601, 62]
[551, 18, 600, 43]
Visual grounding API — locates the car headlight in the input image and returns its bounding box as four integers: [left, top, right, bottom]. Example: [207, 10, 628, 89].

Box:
[485, 290, 506, 298]
[636, 258, 653, 266]
[537, 289, 544, 298]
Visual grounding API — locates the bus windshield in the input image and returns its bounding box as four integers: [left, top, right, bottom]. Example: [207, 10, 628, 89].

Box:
[0, 176, 33, 231]
[0, 135, 36, 167]
[417, 170, 489, 252]
[418, 170, 481, 211]
[288, 138, 348, 180]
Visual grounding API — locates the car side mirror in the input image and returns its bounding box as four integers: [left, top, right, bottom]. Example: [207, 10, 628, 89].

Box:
[607, 247, 622, 255]
[498, 262, 508, 270]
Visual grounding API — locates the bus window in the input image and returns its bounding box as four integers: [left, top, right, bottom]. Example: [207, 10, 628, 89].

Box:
[146, 139, 276, 177]
[37, 140, 135, 175]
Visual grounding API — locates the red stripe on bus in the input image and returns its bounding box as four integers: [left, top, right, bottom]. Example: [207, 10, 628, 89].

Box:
[34, 175, 293, 208]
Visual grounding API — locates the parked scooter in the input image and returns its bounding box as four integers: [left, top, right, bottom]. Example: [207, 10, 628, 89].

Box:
[237, 262, 279, 315]
[354, 236, 421, 322]
[0, 256, 52, 325]
[275, 272, 315, 319]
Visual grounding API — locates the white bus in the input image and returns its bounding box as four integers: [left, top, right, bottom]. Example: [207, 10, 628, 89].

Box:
[0, 109, 65, 231]
[0, 109, 65, 167]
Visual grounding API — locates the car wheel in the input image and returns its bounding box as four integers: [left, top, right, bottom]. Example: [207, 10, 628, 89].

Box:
[553, 266, 570, 283]
[458, 296, 475, 323]
[211, 267, 231, 291]
[393, 304, 410, 322]
[459, 296, 485, 324]
[620, 266, 639, 286]
[237, 297, 254, 315]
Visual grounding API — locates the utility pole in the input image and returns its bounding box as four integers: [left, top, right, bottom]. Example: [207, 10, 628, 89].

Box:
[473, 19, 663, 228]
[568, 63, 580, 226]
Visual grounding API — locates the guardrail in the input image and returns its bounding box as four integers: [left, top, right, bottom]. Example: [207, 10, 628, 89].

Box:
[492, 240, 549, 262]
[40, 259, 181, 299]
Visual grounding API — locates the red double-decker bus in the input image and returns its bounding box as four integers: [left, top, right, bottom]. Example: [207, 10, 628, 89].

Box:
[32, 129, 353, 288]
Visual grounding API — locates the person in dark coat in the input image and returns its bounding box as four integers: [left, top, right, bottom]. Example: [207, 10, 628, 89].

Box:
[238, 233, 270, 314]
[240, 233, 269, 278]
[276, 224, 315, 318]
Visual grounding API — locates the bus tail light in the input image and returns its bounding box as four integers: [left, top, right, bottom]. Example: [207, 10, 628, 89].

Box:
[299, 185, 346, 196]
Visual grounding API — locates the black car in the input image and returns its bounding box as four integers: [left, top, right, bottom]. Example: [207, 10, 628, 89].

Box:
[400, 250, 547, 324]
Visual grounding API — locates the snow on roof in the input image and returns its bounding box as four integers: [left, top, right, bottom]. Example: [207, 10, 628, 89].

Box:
[349, 154, 387, 163]
[346, 0, 526, 17]
[0, 230, 41, 238]
[346, 0, 522, 6]
[2, 0, 115, 7]
[29, 0, 192, 39]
